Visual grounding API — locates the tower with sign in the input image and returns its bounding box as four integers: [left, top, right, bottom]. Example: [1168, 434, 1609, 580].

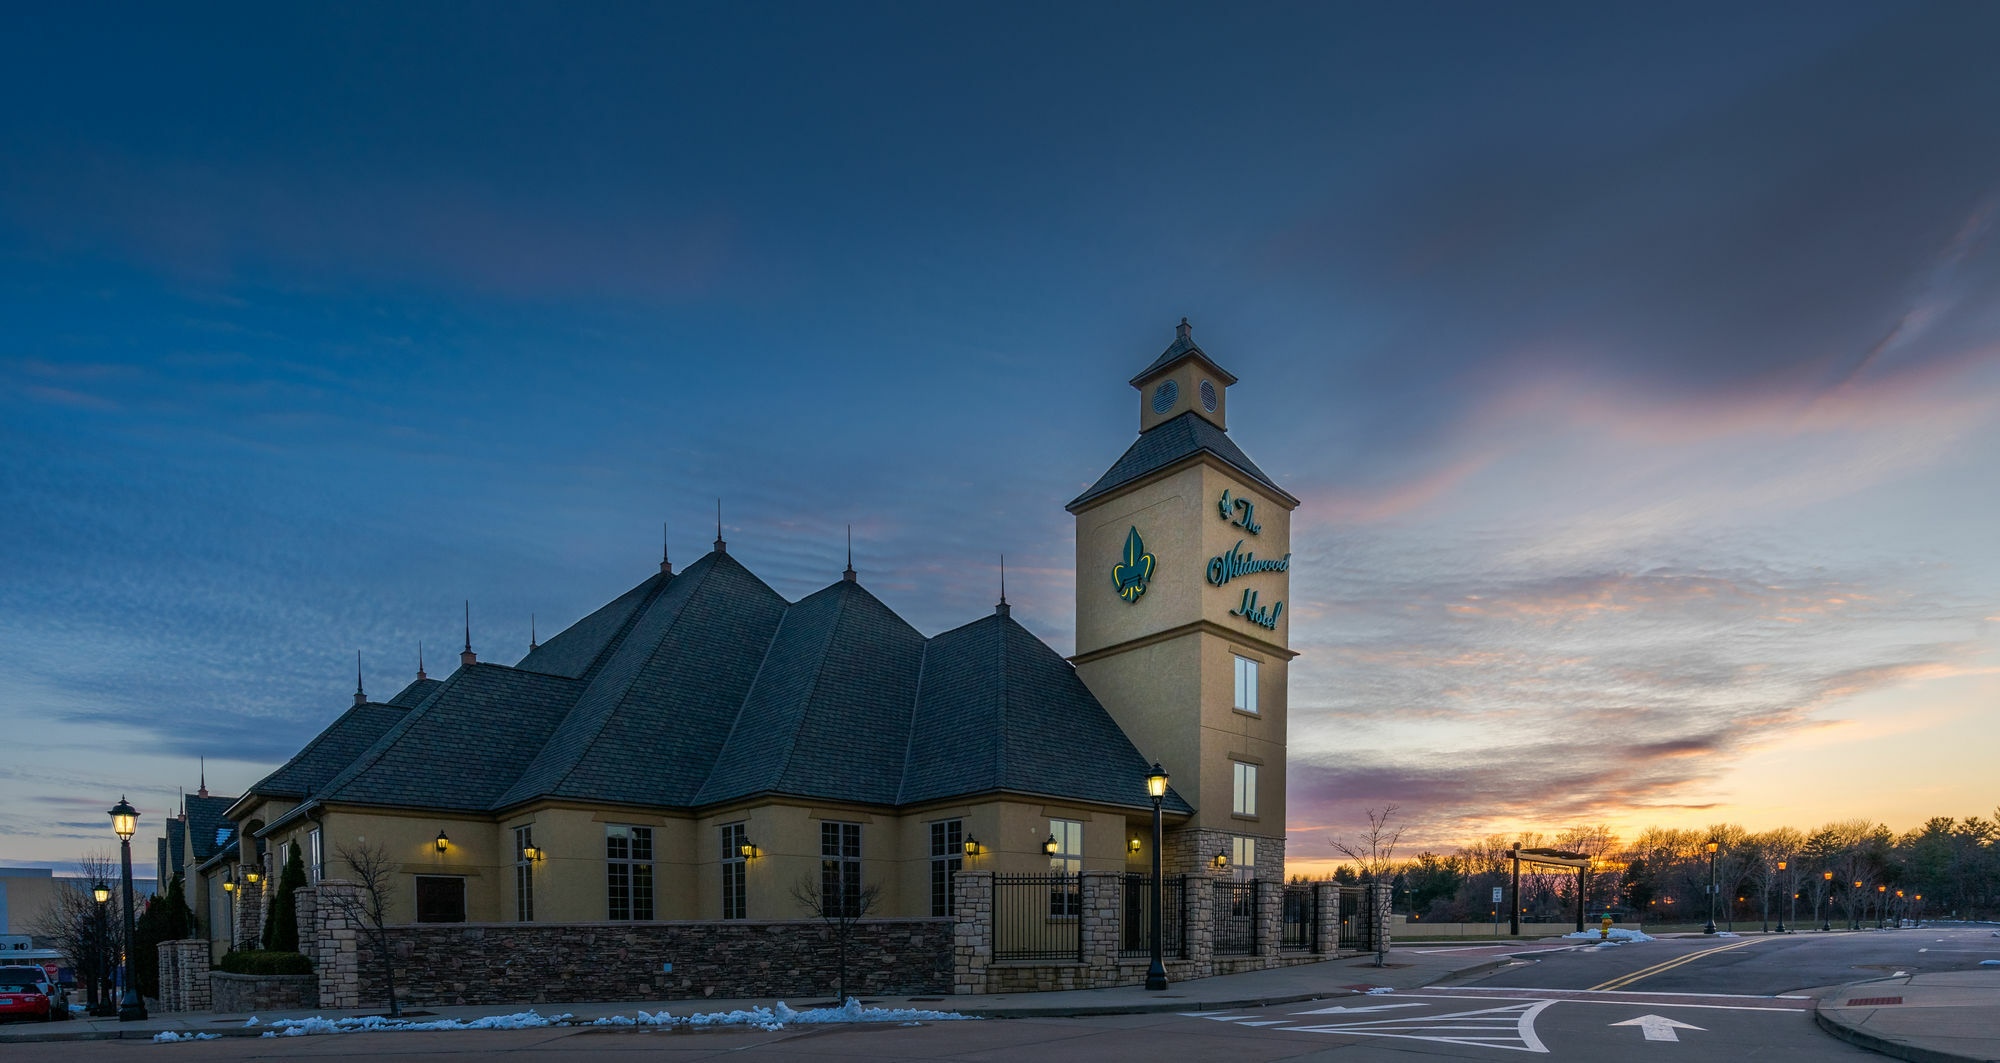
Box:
[1068, 319, 1297, 880]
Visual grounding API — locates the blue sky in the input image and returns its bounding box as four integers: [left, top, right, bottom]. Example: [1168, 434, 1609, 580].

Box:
[4, 3, 1997, 876]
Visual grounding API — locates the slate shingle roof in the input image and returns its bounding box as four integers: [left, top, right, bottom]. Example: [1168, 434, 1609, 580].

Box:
[273, 549, 1191, 818]
[160, 819, 186, 877]
[1069, 410, 1297, 511]
[247, 700, 415, 800]
[1129, 327, 1237, 387]
[184, 794, 238, 864]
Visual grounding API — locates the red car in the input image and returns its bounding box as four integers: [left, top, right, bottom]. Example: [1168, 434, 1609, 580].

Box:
[0, 966, 53, 1023]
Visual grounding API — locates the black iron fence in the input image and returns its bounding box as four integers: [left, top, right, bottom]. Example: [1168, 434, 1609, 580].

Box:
[993, 873, 1082, 962]
[1213, 880, 1259, 955]
[1281, 885, 1319, 952]
[1120, 873, 1188, 958]
[1337, 886, 1366, 949]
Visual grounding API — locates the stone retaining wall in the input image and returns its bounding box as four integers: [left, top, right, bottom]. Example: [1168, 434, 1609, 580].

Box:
[156, 939, 211, 1013]
[210, 971, 318, 1013]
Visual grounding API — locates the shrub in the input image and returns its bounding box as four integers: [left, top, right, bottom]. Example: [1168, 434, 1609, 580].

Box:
[215, 950, 311, 976]
[262, 842, 308, 953]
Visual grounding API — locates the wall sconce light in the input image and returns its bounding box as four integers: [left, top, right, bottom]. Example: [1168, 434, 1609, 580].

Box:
[1128, 837, 1142, 854]
[245, 866, 262, 885]
[1212, 852, 1229, 870]
[435, 830, 450, 854]
[221, 867, 236, 893]
[522, 844, 544, 862]
[962, 836, 981, 857]
[1043, 834, 1059, 856]
[738, 842, 758, 859]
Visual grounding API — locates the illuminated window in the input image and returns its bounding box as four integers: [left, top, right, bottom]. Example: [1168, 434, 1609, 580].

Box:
[1233, 762, 1258, 817]
[1234, 656, 1259, 714]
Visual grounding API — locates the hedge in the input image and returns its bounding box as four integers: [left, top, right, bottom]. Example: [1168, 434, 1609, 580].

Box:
[215, 950, 312, 976]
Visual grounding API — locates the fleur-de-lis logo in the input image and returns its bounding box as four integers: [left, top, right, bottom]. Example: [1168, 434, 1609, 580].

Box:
[1112, 526, 1156, 603]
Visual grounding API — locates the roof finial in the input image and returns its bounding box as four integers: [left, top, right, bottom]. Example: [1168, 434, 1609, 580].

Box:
[355, 650, 367, 706]
[714, 499, 727, 553]
[996, 554, 1010, 616]
[198, 757, 208, 798]
[417, 641, 427, 682]
[461, 601, 477, 666]
[529, 613, 538, 652]
[1177, 316, 1191, 342]
[661, 521, 673, 574]
[843, 524, 856, 582]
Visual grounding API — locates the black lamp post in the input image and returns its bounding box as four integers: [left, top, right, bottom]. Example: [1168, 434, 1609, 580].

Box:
[1820, 871, 1833, 931]
[1775, 861, 1789, 934]
[1702, 840, 1719, 935]
[88, 882, 112, 1016]
[1144, 763, 1170, 991]
[108, 797, 146, 1021]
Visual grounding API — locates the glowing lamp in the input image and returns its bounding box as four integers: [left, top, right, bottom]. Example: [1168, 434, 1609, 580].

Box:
[1145, 763, 1170, 800]
[108, 797, 138, 841]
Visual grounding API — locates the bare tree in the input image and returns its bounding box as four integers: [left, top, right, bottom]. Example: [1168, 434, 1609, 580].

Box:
[789, 874, 882, 1005]
[1331, 805, 1407, 883]
[330, 841, 401, 1017]
[26, 854, 123, 1011]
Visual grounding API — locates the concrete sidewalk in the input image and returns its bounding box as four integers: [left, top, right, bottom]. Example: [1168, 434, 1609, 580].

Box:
[0, 942, 1568, 1042]
[1816, 969, 2000, 1063]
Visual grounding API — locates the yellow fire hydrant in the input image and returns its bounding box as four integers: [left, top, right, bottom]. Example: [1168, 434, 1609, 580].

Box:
[1600, 914, 1614, 940]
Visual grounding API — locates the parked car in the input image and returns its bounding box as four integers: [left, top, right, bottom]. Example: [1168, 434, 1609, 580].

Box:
[0, 966, 53, 1023]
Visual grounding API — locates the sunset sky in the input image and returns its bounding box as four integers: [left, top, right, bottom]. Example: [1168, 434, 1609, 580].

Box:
[4, 3, 1996, 878]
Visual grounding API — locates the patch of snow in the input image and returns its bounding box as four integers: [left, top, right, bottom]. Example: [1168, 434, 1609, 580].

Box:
[152, 1032, 220, 1043]
[1562, 928, 1655, 942]
[1713, 932, 1739, 938]
[1364, 987, 1395, 995]
[1979, 959, 2000, 966]
[243, 1016, 259, 1027]
[247, 999, 974, 1039]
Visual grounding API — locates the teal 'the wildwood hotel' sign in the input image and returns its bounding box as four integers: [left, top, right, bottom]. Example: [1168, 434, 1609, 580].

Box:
[1212, 490, 1286, 631]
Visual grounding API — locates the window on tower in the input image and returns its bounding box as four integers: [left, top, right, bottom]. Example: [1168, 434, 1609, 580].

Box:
[1234, 655, 1259, 714]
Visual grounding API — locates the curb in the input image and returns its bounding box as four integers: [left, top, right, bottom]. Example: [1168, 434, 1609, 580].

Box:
[1812, 984, 1996, 1063]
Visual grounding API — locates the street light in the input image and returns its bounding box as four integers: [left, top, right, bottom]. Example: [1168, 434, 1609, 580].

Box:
[1703, 840, 1719, 935]
[1853, 881, 1864, 931]
[107, 796, 146, 1021]
[89, 882, 112, 1016]
[1821, 871, 1833, 931]
[1144, 762, 1169, 992]
[1774, 860, 1788, 934]
[1877, 885, 1886, 929]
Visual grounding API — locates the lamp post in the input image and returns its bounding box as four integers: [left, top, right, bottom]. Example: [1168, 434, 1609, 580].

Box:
[1144, 763, 1170, 992]
[1877, 885, 1886, 929]
[89, 882, 112, 1016]
[1703, 840, 1719, 935]
[222, 866, 236, 949]
[1852, 881, 1864, 931]
[107, 797, 146, 1021]
[1784, 859, 1800, 935]
[1820, 871, 1833, 931]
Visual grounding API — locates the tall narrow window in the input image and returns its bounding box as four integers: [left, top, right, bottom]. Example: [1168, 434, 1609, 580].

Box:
[720, 822, 748, 920]
[1048, 818, 1082, 918]
[606, 825, 655, 921]
[1232, 836, 1257, 882]
[513, 825, 534, 922]
[929, 819, 963, 917]
[1234, 655, 1259, 715]
[1233, 761, 1259, 817]
[820, 821, 862, 917]
[306, 828, 323, 884]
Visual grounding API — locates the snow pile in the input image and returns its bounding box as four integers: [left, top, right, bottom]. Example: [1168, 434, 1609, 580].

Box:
[1713, 932, 1739, 938]
[1979, 959, 2000, 967]
[1563, 928, 1655, 942]
[238, 999, 973, 1039]
[152, 1032, 220, 1043]
[1364, 987, 1395, 995]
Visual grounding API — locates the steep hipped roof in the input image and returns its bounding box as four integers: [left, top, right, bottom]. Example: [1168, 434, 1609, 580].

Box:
[265, 548, 1189, 819]
[1129, 320, 1238, 387]
[160, 818, 187, 877]
[184, 794, 238, 864]
[1068, 410, 1297, 511]
[245, 700, 415, 800]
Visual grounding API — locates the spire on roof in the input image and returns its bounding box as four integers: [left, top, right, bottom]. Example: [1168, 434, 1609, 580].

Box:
[461, 601, 477, 666]
[714, 499, 727, 554]
[529, 613, 539, 652]
[355, 650, 367, 706]
[417, 641, 427, 682]
[1177, 316, 1191, 342]
[996, 554, 1010, 616]
[198, 758, 208, 798]
[661, 521, 673, 575]
[843, 525, 856, 583]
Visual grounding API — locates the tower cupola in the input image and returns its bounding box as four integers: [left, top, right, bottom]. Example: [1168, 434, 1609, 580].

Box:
[1129, 318, 1236, 432]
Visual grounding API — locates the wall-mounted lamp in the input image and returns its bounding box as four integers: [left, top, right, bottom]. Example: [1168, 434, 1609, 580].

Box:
[962, 836, 982, 857]
[435, 830, 450, 854]
[1128, 837, 1142, 854]
[221, 867, 236, 893]
[1043, 834, 1059, 856]
[738, 841, 758, 859]
[245, 866, 262, 885]
[1212, 852, 1229, 870]
[522, 844, 544, 862]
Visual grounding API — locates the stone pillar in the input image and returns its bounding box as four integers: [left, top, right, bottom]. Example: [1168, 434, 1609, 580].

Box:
[1366, 883, 1394, 953]
[234, 877, 266, 952]
[1079, 871, 1122, 975]
[1312, 883, 1338, 954]
[1183, 872, 1214, 973]
[951, 870, 993, 995]
[1255, 880, 1283, 959]
[294, 886, 319, 967]
[156, 939, 211, 1013]
[311, 880, 363, 1009]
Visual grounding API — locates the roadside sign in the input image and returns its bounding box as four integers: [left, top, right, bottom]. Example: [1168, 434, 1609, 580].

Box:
[1492, 887, 1503, 903]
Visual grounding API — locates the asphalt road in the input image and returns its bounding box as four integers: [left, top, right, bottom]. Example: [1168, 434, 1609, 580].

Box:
[8, 928, 1992, 1061]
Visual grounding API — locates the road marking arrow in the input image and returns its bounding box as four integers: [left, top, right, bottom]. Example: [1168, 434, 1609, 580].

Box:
[1612, 1014, 1706, 1042]
[1292, 1003, 1424, 1016]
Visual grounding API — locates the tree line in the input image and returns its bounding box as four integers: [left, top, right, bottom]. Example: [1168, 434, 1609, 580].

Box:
[1314, 810, 1999, 927]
